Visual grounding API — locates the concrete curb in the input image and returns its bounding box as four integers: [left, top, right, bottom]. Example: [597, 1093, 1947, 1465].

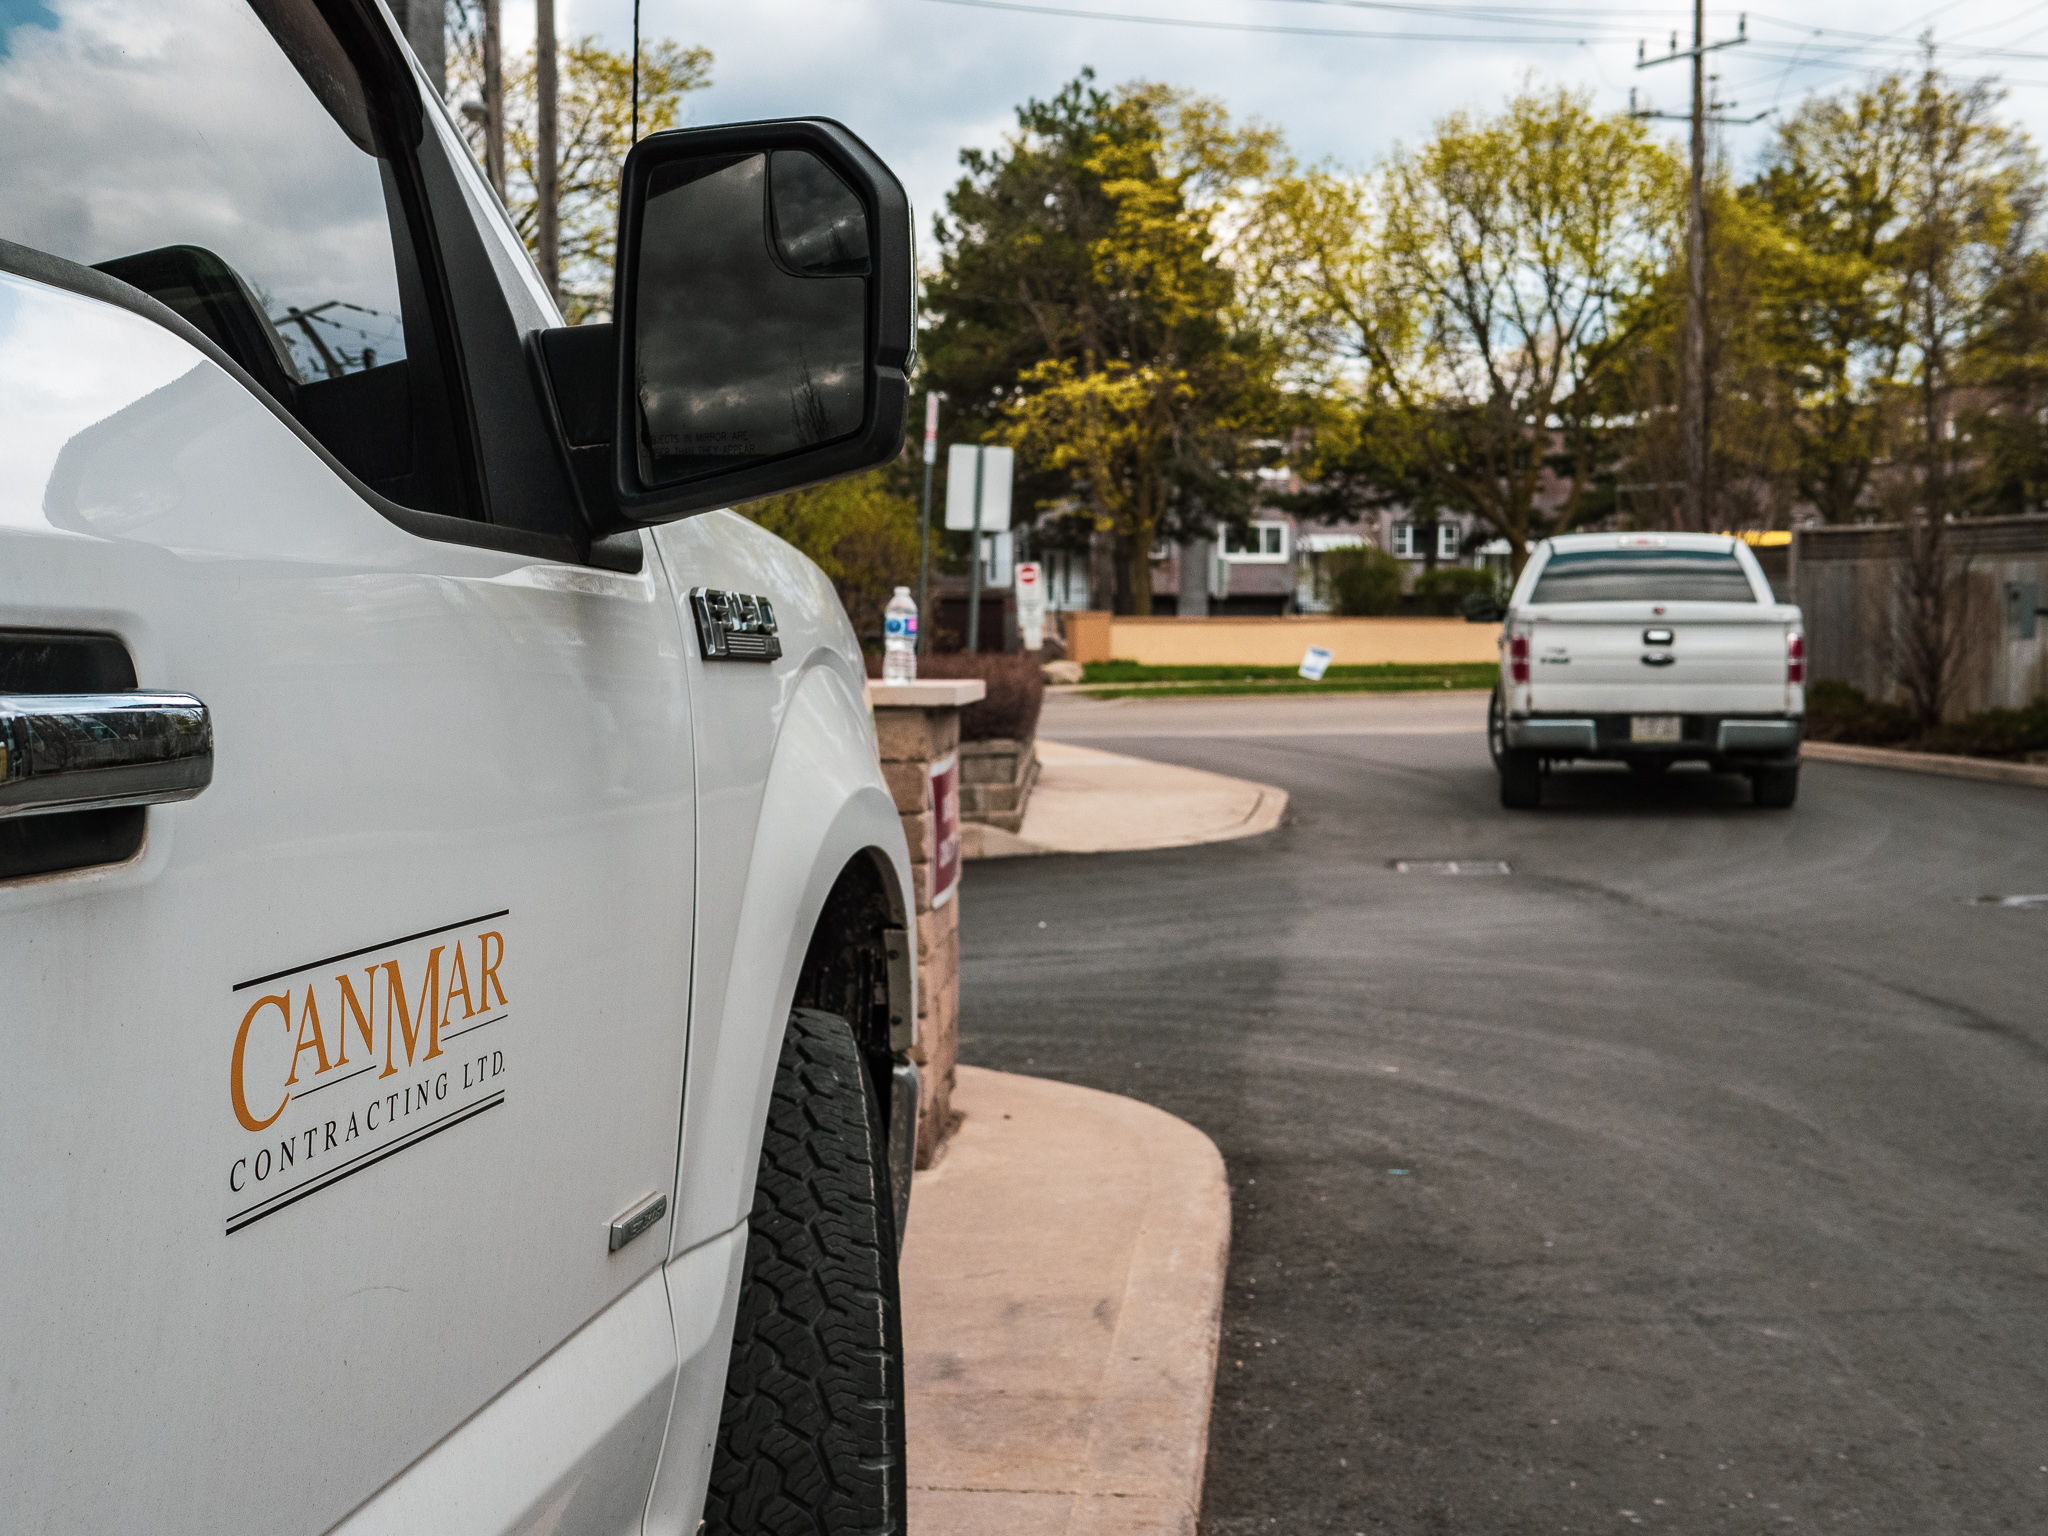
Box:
[1803, 740, 2048, 790]
[900, 1066, 1231, 1535]
[964, 740, 1288, 860]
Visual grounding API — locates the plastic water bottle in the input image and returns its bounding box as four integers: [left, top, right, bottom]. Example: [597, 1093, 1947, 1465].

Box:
[882, 587, 918, 683]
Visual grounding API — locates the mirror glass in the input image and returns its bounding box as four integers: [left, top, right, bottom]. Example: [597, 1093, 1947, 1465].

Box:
[632, 150, 868, 487]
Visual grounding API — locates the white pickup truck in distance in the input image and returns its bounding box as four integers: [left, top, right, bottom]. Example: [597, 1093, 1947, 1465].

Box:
[1486, 533, 1806, 809]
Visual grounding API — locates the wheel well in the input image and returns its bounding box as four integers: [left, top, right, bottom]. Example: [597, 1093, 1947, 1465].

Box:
[792, 849, 907, 1110]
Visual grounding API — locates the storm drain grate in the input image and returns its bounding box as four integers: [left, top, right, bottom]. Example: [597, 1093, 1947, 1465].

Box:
[1392, 860, 1512, 875]
[1971, 893, 2048, 909]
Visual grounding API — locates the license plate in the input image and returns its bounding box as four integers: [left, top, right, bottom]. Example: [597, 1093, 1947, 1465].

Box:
[1630, 715, 1682, 743]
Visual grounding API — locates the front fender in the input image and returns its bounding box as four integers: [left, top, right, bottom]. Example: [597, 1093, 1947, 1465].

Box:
[670, 660, 913, 1255]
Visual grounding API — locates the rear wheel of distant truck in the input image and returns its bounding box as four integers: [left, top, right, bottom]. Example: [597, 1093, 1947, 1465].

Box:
[702, 1008, 906, 1536]
[1500, 749, 1543, 809]
[1486, 685, 1506, 770]
[1751, 764, 1800, 809]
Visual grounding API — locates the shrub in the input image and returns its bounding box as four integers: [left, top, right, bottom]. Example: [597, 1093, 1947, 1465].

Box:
[1806, 680, 2048, 758]
[1320, 546, 1404, 615]
[868, 650, 1045, 742]
[1805, 680, 1917, 746]
[1919, 703, 2048, 759]
[1412, 567, 1497, 616]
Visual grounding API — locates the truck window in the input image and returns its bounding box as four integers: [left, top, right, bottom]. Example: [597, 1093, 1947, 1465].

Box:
[1530, 549, 1756, 604]
[0, 0, 469, 517]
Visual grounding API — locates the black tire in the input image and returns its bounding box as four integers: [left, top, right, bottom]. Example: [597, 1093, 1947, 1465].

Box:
[1752, 764, 1800, 808]
[1500, 748, 1543, 809]
[702, 1008, 906, 1536]
[1486, 684, 1506, 770]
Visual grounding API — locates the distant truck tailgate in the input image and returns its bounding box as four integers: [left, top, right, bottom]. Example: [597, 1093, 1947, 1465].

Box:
[1523, 604, 1800, 717]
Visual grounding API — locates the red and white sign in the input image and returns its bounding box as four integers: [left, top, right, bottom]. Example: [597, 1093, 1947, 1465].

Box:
[928, 750, 961, 908]
[1015, 561, 1045, 650]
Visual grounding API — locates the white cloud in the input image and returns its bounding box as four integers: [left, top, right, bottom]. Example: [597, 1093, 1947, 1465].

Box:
[509, 0, 2048, 225]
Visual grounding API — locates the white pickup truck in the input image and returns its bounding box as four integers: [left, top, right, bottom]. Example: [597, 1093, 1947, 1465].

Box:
[3, 3, 922, 1533]
[1486, 533, 1806, 809]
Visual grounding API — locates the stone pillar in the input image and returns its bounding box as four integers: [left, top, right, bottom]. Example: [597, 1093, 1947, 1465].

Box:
[870, 679, 986, 1168]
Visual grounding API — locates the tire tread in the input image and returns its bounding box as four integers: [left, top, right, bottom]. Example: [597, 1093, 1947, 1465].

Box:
[702, 1008, 905, 1536]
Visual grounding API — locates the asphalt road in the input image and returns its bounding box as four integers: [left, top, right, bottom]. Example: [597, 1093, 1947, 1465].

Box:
[955, 691, 2048, 1535]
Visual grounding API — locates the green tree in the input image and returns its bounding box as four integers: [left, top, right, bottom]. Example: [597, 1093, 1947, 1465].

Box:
[925, 76, 1282, 612]
[736, 470, 921, 641]
[1886, 61, 2038, 724]
[1607, 185, 1812, 532]
[1750, 59, 2040, 719]
[1964, 250, 2048, 515]
[446, 29, 711, 319]
[1748, 73, 1924, 522]
[1265, 87, 1681, 572]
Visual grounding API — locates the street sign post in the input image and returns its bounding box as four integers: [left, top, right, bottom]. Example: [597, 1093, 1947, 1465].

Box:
[1015, 561, 1046, 651]
[945, 444, 1014, 652]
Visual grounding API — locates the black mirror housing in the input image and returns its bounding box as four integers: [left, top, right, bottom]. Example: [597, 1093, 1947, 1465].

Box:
[561, 118, 915, 532]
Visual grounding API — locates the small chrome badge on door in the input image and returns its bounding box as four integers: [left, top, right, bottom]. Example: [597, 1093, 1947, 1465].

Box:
[609, 1191, 668, 1252]
[690, 588, 782, 662]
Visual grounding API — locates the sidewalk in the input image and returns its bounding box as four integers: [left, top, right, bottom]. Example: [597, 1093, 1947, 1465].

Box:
[900, 1066, 1232, 1536]
[964, 740, 1287, 858]
[1803, 739, 2048, 790]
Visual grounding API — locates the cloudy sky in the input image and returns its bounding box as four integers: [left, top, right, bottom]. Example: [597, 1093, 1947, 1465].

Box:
[497, 1, 2048, 225]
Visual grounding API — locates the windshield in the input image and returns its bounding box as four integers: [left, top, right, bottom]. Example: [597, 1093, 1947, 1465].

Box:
[1530, 548, 1756, 604]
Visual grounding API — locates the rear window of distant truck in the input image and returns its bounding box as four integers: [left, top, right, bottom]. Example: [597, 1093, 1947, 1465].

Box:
[1530, 549, 1756, 604]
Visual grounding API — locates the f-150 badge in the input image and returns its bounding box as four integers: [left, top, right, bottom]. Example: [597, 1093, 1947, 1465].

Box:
[690, 588, 782, 662]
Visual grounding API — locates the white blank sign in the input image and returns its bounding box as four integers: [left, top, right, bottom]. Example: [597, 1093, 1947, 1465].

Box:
[944, 444, 1014, 531]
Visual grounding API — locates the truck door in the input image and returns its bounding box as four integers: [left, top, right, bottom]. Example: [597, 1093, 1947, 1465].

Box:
[0, 4, 692, 1532]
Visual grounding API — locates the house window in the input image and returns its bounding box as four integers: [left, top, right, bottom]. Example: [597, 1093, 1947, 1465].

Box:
[1221, 521, 1289, 562]
[1393, 523, 1462, 560]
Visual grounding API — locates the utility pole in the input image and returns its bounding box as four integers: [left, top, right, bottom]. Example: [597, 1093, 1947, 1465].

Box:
[482, 0, 506, 198]
[917, 394, 939, 656]
[1634, 8, 1761, 531]
[536, 0, 560, 305]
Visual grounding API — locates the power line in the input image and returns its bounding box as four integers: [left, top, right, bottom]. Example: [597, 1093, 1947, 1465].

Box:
[914, 0, 1620, 43]
[1261, 0, 1651, 34]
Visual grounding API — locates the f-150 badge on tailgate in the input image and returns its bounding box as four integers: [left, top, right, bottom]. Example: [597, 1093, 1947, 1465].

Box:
[690, 588, 782, 662]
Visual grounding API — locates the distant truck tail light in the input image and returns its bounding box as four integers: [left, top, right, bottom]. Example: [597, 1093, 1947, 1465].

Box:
[1509, 632, 1530, 683]
[1787, 631, 1805, 684]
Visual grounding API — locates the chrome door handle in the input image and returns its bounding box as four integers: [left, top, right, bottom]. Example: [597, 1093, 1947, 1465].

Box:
[1640, 653, 1676, 667]
[0, 693, 213, 817]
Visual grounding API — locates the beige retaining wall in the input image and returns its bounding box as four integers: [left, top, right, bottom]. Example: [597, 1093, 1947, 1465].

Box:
[1067, 612, 1501, 667]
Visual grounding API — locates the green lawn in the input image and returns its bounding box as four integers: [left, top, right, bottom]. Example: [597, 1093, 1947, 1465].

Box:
[1071, 661, 1498, 699]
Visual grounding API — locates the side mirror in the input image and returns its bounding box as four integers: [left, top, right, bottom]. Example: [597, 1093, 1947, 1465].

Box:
[538, 119, 914, 536]
[1462, 590, 1505, 624]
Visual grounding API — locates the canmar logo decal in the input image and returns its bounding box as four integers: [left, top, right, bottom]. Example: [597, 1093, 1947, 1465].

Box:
[222, 911, 511, 1236]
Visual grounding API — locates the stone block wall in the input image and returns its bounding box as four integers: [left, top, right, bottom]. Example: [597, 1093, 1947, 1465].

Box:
[957, 737, 1040, 833]
[871, 680, 983, 1167]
